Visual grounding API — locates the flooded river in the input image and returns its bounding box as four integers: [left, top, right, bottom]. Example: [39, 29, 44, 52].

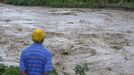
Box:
[0, 3, 134, 75]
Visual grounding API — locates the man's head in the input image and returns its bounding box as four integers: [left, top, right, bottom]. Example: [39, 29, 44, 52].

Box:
[32, 28, 45, 44]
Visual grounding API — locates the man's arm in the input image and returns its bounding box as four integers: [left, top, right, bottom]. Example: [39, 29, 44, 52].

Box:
[44, 52, 53, 74]
[20, 52, 27, 75]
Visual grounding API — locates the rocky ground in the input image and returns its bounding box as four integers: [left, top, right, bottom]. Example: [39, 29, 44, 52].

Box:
[0, 3, 134, 75]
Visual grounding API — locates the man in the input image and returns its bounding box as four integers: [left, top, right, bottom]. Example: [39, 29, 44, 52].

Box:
[20, 28, 53, 75]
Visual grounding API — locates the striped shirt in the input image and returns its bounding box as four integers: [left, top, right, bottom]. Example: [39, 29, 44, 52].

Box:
[20, 43, 53, 75]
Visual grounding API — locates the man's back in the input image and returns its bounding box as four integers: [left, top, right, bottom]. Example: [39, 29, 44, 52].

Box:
[20, 43, 53, 75]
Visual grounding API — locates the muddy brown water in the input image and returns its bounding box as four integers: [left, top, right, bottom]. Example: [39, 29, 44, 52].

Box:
[0, 3, 134, 75]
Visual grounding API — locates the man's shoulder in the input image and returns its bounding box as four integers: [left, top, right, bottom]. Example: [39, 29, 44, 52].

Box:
[21, 45, 31, 54]
[22, 44, 52, 56]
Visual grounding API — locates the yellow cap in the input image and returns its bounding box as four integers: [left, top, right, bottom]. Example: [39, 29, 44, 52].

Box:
[32, 28, 45, 43]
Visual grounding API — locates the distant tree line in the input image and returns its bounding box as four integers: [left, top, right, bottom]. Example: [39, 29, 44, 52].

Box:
[0, 0, 134, 8]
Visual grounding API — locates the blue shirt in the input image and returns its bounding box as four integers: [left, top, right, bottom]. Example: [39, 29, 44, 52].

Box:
[20, 43, 53, 75]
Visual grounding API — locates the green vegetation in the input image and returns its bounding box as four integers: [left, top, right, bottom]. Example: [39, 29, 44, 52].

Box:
[0, 64, 19, 75]
[125, 3, 134, 8]
[0, 63, 90, 75]
[74, 63, 89, 75]
[3, 0, 96, 8]
[0, 63, 59, 75]
[2, 0, 134, 8]
[48, 68, 58, 75]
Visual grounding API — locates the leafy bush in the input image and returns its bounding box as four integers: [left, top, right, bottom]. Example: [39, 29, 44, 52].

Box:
[0, 63, 59, 75]
[0, 64, 6, 75]
[0, 64, 19, 75]
[74, 63, 89, 75]
[3, 66, 20, 75]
